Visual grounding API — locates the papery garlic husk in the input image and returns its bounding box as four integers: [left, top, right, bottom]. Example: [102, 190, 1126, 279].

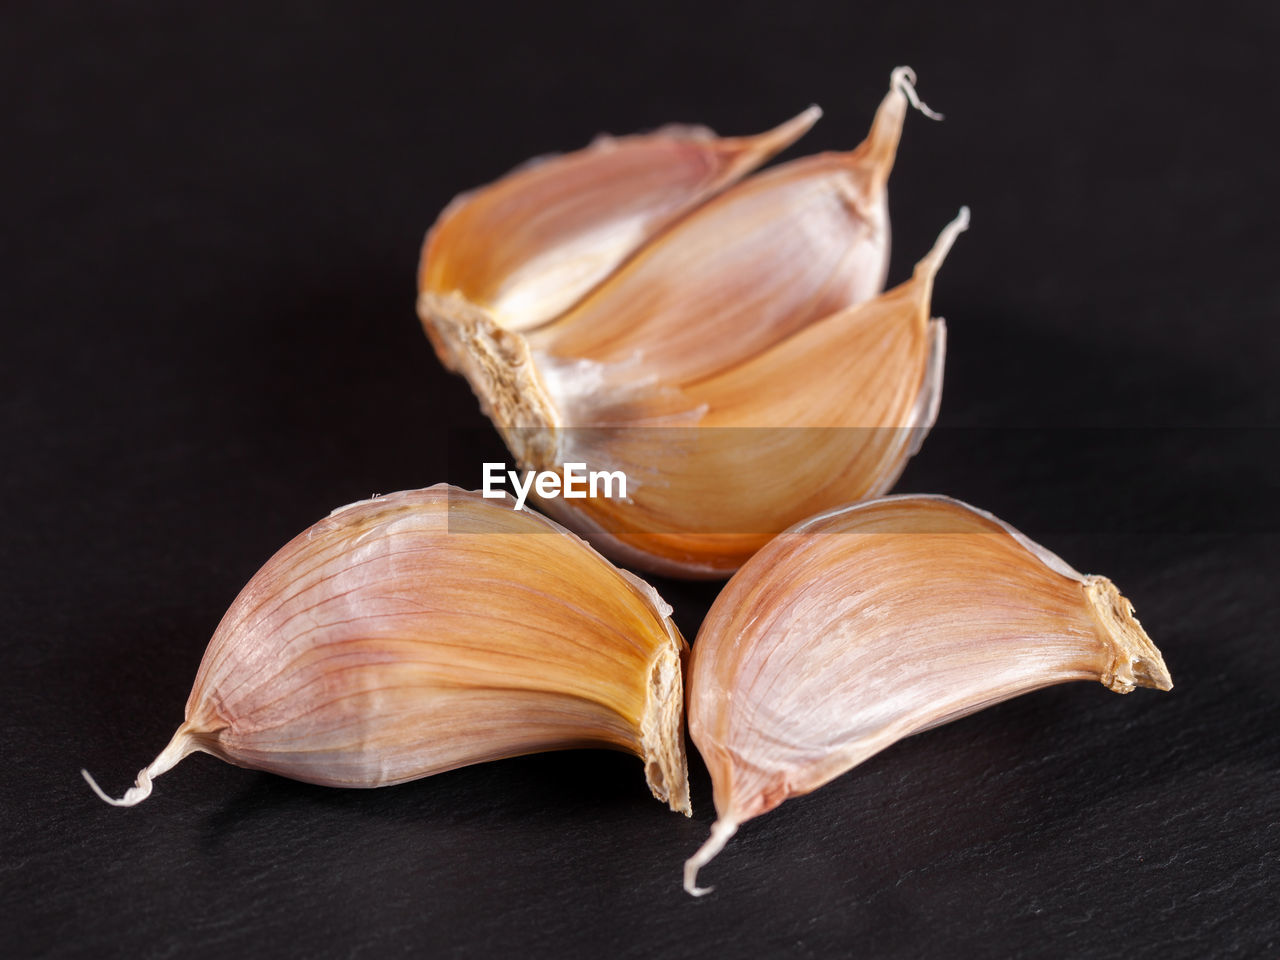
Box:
[683, 495, 1173, 894]
[82, 485, 690, 815]
[418, 68, 947, 578]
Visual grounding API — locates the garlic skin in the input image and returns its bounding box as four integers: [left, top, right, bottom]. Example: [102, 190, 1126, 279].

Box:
[539, 207, 965, 576]
[422, 105, 822, 338]
[82, 485, 691, 815]
[418, 68, 950, 578]
[683, 495, 1172, 894]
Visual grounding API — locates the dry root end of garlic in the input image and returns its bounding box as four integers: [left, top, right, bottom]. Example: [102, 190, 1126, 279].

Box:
[82, 485, 691, 816]
[417, 68, 953, 578]
[682, 495, 1172, 895]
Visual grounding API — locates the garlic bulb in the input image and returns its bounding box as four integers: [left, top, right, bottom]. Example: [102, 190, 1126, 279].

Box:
[82, 485, 690, 815]
[419, 68, 953, 578]
[683, 495, 1173, 894]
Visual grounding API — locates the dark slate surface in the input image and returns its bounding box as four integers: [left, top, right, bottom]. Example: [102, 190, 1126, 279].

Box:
[3, 2, 1276, 957]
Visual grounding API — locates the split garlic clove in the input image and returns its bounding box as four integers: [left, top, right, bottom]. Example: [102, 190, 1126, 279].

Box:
[81, 485, 691, 815]
[683, 495, 1172, 895]
[420, 106, 821, 339]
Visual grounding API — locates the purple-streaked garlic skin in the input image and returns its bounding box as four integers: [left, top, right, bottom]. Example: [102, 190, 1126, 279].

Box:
[683, 495, 1171, 894]
[84, 485, 690, 815]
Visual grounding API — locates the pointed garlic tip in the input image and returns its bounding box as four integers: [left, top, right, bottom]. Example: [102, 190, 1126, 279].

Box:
[683, 819, 739, 896]
[81, 768, 151, 807]
[921, 205, 970, 275]
[860, 66, 941, 192]
[81, 724, 195, 807]
[1085, 576, 1174, 693]
[890, 65, 943, 121]
[761, 104, 823, 147]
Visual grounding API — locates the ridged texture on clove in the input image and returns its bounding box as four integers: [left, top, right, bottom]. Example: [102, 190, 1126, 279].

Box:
[683, 495, 1172, 894]
[83, 485, 690, 815]
[418, 68, 953, 578]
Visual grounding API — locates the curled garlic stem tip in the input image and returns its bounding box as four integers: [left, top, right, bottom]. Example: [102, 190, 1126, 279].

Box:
[921, 206, 971, 275]
[81, 725, 195, 807]
[81, 766, 154, 807]
[890, 65, 944, 121]
[683, 819, 739, 897]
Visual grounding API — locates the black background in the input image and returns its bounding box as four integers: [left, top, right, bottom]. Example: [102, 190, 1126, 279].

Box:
[3, 2, 1277, 957]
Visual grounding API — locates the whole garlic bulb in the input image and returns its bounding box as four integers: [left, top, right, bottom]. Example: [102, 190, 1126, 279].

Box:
[419, 68, 959, 577]
[83, 485, 691, 815]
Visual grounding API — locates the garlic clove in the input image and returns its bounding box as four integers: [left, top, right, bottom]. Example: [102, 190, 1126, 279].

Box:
[689, 205, 964, 431]
[524, 66, 938, 389]
[82, 485, 690, 815]
[417, 67, 952, 579]
[529, 208, 965, 578]
[419, 106, 822, 338]
[683, 495, 1172, 894]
